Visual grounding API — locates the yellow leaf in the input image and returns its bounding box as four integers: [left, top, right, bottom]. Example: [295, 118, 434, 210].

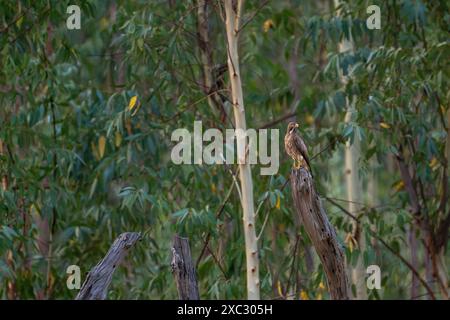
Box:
[211, 183, 217, 193]
[344, 233, 355, 252]
[380, 122, 390, 129]
[30, 204, 39, 217]
[393, 180, 405, 193]
[100, 17, 109, 30]
[429, 157, 439, 171]
[115, 132, 122, 147]
[305, 114, 315, 125]
[275, 195, 281, 209]
[263, 19, 274, 32]
[16, 16, 24, 29]
[300, 290, 309, 300]
[98, 136, 106, 159]
[128, 96, 138, 111]
[277, 281, 283, 298]
[318, 281, 325, 290]
[316, 293, 323, 300]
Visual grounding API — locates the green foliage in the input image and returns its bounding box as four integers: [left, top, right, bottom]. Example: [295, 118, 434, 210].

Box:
[0, 0, 448, 299]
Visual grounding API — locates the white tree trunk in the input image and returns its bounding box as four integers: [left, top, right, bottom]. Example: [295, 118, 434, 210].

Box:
[344, 107, 367, 299]
[223, 0, 260, 299]
[335, 0, 367, 300]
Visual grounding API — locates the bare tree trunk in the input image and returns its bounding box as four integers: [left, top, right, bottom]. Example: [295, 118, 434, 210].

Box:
[223, 0, 260, 299]
[197, 0, 215, 112]
[334, 0, 367, 299]
[171, 235, 200, 300]
[291, 168, 350, 300]
[76, 232, 141, 300]
[344, 107, 367, 299]
[196, 0, 229, 123]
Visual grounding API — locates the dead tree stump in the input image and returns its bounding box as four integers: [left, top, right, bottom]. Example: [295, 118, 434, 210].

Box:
[171, 235, 200, 300]
[291, 168, 350, 300]
[75, 232, 141, 300]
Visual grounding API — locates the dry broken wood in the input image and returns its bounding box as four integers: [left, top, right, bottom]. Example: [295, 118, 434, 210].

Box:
[171, 235, 200, 300]
[75, 232, 141, 300]
[291, 168, 350, 300]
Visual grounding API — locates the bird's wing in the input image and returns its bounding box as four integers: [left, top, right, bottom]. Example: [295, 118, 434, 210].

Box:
[295, 134, 312, 170]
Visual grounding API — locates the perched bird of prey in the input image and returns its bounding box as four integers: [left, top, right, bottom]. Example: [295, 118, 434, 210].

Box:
[284, 122, 312, 175]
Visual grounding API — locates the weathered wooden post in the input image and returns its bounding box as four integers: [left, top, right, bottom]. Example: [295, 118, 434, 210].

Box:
[171, 235, 200, 300]
[291, 168, 350, 300]
[75, 232, 141, 300]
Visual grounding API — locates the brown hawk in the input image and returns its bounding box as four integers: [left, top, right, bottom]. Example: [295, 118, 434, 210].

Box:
[284, 122, 312, 175]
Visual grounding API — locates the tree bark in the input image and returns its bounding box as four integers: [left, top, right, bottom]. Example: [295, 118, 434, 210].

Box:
[75, 232, 141, 300]
[196, 0, 215, 112]
[291, 168, 350, 300]
[171, 235, 200, 300]
[223, 0, 260, 299]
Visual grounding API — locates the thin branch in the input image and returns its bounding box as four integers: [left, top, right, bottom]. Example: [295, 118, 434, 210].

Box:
[0, 8, 29, 33]
[46, 97, 58, 299]
[256, 205, 271, 240]
[195, 175, 237, 268]
[8, 6, 51, 44]
[325, 197, 359, 221]
[324, 196, 368, 206]
[258, 111, 298, 129]
[162, 88, 230, 123]
[285, 234, 301, 296]
[311, 142, 336, 160]
[206, 244, 229, 280]
[369, 231, 436, 300]
[236, 0, 270, 34]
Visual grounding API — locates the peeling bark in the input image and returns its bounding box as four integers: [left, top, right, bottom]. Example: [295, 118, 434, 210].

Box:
[75, 232, 141, 300]
[171, 235, 200, 300]
[291, 168, 350, 300]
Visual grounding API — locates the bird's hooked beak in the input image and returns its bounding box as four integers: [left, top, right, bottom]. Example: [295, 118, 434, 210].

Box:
[295, 123, 299, 128]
